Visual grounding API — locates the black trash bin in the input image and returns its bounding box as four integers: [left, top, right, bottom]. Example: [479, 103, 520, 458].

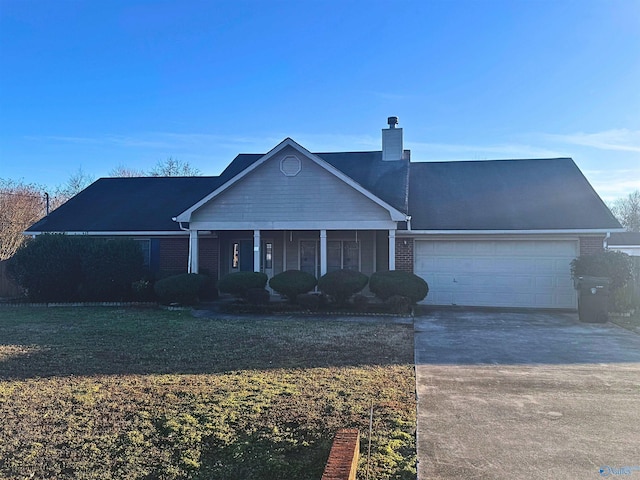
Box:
[577, 276, 610, 323]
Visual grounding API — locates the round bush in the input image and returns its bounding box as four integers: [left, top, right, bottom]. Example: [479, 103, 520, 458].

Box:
[318, 269, 369, 306]
[268, 270, 317, 301]
[385, 295, 412, 314]
[217, 271, 268, 298]
[352, 293, 369, 312]
[154, 273, 207, 305]
[571, 251, 632, 291]
[296, 293, 321, 311]
[369, 270, 429, 304]
[245, 287, 270, 305]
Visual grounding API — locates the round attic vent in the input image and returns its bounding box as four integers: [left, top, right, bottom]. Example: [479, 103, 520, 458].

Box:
[280, 155, 301, 176]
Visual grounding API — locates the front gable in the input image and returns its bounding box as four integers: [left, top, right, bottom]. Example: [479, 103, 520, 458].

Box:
[179, 139, 405, 230]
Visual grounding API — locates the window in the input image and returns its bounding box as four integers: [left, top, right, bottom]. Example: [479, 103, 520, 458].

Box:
[232, 242, 240, 269]
[280, 155, 301, 176]
[134, 239, 151, 267]
[300, 239, 361, 275]
[327, 241, 342, 272]
[327, 240, 360, 272]
[342, 241, 359, 271]
[264, 242, 273, 269]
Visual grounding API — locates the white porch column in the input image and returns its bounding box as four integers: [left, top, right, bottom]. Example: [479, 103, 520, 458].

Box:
[389, 229, 396, 270]
[283, 231, 288, 273]
[320, 229, 327, 277]
[188, 230, 199, 274]
[253, 230, 261, 273]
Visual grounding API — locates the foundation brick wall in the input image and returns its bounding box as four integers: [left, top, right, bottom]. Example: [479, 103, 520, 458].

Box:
[321, 429, 360, 480]
[395, 238, 414, 272]
[580, 236, 605, 256]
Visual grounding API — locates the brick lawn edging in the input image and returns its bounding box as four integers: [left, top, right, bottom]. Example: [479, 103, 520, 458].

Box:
[0, 302, 157, 308]
[321, 429, 360, 480]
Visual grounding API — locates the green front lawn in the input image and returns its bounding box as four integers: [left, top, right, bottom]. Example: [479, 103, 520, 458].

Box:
[0, 307, 416, 480]
[610, 309, 640, 334]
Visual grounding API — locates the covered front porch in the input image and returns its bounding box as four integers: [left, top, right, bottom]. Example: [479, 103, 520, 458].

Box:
[186, 229, 398, 281]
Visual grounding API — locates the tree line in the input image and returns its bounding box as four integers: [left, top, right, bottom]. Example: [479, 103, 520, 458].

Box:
[0, 158, 201, 260]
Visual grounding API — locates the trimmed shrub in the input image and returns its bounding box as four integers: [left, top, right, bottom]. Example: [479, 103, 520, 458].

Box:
[132, 279, 155, 302]
[269, 270, 317, 302]
[217, 272, 268, 298]
[7, 234, 82, 302]
[7, 234, 144, 302]
[296, 293, 321, 311]
[386, 295, 412, 314]
[352, 293, 369, 312]
[154, 273, 208, 305]
[245, 287, 270, 305]
[318, 269, 369, 306]
[369, 270, 429, 304]
[78, 238, 144, 301]
[571, 251, 633, 292]
[198, 269, 219, 300]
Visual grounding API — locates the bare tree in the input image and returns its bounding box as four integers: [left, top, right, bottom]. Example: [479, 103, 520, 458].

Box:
[109, 164, 146, 177]
[148, 157, 201, 177]
[611, 190, 640, 232]
[0, 179, 46, 260]
[54, 167, 95, 205]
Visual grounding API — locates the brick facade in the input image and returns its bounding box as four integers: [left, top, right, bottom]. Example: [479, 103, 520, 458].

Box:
[395, 237, 414, 272]
[198, 238, 219, 281]
[159, 238, 189, 273]
[579, 236, 605, 256]
[158, 237, 219, 278]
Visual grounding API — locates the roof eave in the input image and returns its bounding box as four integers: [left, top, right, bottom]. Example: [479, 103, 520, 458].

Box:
[398, 228, 625, 235]
[25, 230, 189, 236]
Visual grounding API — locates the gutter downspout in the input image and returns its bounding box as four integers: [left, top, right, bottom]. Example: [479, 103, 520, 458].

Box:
[603, 231, 611, 250]
[406, 215, 412, 231]
[173, 218, 192, 273]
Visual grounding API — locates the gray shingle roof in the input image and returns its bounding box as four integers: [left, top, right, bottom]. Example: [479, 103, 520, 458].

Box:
[27, 176, 225, 232]
[408, 158, 621, 230]
[608, 232, 640, 246]
[26, 152, 620, 234]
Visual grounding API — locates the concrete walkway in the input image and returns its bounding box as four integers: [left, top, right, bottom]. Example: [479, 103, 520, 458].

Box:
[414, 310, 640, 480]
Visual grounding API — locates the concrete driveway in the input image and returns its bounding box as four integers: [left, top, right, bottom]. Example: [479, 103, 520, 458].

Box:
[415, 311, 640, 480]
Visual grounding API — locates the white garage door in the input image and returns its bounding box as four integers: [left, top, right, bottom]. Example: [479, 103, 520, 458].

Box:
[414, 239, 577, 309]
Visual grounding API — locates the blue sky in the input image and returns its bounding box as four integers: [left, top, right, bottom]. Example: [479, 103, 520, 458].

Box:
[1, 0, 638, 201]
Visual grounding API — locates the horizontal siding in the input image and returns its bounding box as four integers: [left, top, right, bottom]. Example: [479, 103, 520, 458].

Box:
[192, 146, 391, 224]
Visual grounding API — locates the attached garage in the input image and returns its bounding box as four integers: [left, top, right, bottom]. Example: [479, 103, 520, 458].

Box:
[414, 239, 578, 309]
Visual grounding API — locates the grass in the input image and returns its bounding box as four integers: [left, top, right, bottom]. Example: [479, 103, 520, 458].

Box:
[610, 309, 640, 334]
[0, 306, 416, 480]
